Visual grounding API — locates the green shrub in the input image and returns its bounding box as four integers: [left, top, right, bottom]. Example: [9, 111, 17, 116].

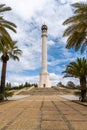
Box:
[4, 91, 14, 100]
[74, 91, 81, 96]
[0, 94, 4, 101]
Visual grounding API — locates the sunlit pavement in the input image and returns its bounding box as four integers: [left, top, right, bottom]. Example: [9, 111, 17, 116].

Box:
[0, 94, 87, 130]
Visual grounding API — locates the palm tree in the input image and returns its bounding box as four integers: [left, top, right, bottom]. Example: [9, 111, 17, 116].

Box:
[63, 2, 87, 52]
[0, 4, 17, 100]
[0, 42, 22, 100]
[0, 4, 17, 48]
[62, 57, 87, 102]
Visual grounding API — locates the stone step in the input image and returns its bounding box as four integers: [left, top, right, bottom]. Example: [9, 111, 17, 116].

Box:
[18, 87, 58, 95]
[17, 87, 70, 95]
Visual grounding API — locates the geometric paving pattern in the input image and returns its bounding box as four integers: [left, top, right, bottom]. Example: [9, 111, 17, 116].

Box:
[0, 94, 87, 130]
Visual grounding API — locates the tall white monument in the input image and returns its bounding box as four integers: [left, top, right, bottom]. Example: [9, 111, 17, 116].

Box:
[39, 24, 51, 88]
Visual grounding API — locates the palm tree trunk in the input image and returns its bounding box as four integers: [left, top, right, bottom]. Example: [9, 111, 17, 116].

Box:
[0, 60, 7, 100]
[80, 77, 86, 102]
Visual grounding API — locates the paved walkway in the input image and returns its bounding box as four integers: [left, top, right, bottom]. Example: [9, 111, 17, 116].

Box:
[0, 95, 87, 130]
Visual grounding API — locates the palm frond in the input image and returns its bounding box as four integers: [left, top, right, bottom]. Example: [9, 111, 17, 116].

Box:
[9, 53, 20, 61]
[0, 7, 11, 12]
[1, 24, 16, 33]
[1, 19, 17, 28]
[62, 57, 87, 79]
[81, 42, 87, 53]
[74, 7, 87, 14]
[0, 27, 14, 48]
[71, 2, 87, 8]
[8, 42, 22, 61]
[0, 4, 11, 12]
[63, 22, 86, 37]
[66, 31, 86, 51]
[63, 14, 87, 25]
[0, 4, 5, 8]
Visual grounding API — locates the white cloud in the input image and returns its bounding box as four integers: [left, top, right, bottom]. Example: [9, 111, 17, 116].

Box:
[1, 0, 46, 20]
[61, 77, 80, 86]
[50, 73, 62, 85]
[6, 74, 39, 86]
[48, 40, 55, 46]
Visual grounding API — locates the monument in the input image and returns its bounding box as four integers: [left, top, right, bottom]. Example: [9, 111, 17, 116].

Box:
[39, 24, 51, 88]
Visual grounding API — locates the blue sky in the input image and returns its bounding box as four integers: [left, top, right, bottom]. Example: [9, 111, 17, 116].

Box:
[0, 0, 86, 86]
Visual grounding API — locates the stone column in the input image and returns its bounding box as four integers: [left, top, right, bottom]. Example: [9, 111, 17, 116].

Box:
[42, 25, 47, 72]
[39, 25, 51, 88]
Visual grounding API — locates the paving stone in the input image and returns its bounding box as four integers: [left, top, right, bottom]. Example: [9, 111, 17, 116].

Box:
[62, 110, 79, 115]
[7, 120, 39, 130]
[41, 121, 69, 130]
[71, 122, 87, 130]
[42, 114, 63, 121]
[66, 114, 87, 121]
[42, 110, 59, 115]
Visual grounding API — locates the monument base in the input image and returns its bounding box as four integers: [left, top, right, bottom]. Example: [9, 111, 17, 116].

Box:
[39, 72, 51, 88]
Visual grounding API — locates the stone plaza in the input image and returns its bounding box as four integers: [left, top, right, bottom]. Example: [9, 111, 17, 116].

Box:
[0, 88, 87, 130]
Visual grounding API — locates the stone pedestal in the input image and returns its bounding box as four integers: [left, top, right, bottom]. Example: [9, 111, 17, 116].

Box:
[39, 72, 51, 88]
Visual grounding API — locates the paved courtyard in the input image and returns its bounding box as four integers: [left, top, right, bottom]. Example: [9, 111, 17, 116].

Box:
[0, 89, 87, 130]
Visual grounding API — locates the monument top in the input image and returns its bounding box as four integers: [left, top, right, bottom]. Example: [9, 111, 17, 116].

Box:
[41, 24, 48, 30]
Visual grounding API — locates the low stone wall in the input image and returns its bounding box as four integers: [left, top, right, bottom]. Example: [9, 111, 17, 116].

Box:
[14, 86, 34, 95]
